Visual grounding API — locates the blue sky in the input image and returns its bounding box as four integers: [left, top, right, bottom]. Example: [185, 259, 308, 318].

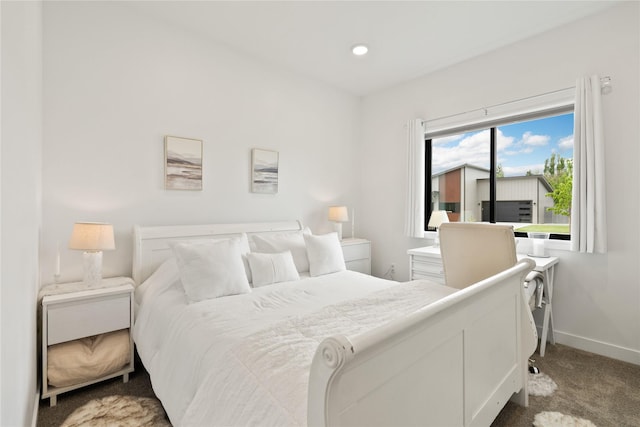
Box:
[432, 112, 574, 176]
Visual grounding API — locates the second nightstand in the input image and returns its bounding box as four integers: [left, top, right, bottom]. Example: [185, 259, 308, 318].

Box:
[407, 246, 446, 284]
[341, 238, 371, 274]
[40, 277, 135, 406]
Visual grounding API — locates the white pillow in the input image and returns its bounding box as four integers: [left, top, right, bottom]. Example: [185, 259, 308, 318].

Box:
[171, 237, 251, 303]
[246, 251, 300, 287]
[172, 234, 253, 284]
[304, 232, 346, 277]
[250, 230, 310, 273]
[135, 257, 179, 306]
[236, 233, 253, 283]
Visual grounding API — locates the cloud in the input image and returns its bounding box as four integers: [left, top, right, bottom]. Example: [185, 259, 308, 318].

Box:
[431, 128, 558, 175]
[432, 128, 519, 172]
[521, 131, 550, 147]
[432, 130, 490, 172]
[503, 164, 544, 177]
[558, 135, 574, 150]
[496, 129, 515, 151]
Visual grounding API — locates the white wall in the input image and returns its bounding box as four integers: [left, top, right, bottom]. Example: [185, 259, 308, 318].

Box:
[42, 2, 362, 284]
[1, 1, 43, 425]
[360, 2, 640, 364]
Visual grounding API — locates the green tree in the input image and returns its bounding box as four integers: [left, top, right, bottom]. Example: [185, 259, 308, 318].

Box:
[496, 163, 504, 178]
[545, 154, 573, 218]
[544, 153, 556, 176]
[546, 172, 572, 217]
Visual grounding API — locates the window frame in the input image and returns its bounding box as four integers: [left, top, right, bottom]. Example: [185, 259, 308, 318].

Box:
[424, 108, 575, 241]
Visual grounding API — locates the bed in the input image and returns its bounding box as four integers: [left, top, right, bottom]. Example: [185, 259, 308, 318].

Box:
[132, 220, 536, 426]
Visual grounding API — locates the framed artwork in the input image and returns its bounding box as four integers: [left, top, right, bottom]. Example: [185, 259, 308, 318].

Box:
[251, 149, 279, 194]
[165, 135, 203, 191]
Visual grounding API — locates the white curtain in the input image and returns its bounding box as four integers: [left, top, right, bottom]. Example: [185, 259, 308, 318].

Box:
[571, 75, 607, 253]
[404, 119, 426, 238]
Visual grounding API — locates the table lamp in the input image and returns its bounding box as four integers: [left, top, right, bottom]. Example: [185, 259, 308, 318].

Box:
[68, 222, 115, 287]
[428, 210, 449, 247]
[328, 206, 349, 240]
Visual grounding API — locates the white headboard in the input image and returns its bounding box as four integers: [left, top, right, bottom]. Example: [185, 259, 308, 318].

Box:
[132, 220, 303, 285]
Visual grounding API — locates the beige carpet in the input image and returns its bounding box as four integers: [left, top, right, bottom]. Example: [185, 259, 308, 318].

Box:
[492, 344, 640, 427]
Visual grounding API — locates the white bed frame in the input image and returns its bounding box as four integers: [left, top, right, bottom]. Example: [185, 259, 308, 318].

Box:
[132, 221, 535, 427]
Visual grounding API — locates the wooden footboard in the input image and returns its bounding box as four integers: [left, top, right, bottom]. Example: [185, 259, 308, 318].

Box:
[308, 259, 535, 427]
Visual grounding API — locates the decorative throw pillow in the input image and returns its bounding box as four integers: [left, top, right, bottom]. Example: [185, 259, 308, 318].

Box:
[172, 234, 252, 283]
[171, 237, 251, 302]
[304, 232, 346, 277]
[246, 251, 301, 287]
[250, 230, 310, 273]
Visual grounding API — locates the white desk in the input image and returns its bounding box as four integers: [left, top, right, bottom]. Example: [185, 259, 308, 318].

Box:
[407, 246, 559, 356]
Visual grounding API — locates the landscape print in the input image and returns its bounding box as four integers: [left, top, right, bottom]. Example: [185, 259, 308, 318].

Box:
[165, 136, 203, 190]
[251, 149, 278, 194]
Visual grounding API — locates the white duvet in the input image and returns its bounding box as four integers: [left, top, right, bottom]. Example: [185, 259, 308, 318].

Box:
[133, 260, 456, 427]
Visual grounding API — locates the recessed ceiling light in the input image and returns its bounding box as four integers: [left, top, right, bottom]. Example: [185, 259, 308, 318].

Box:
[352, 44, 369, 56]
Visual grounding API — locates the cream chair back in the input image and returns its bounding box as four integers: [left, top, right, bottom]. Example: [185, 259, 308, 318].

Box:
[439, 222, 517, 289]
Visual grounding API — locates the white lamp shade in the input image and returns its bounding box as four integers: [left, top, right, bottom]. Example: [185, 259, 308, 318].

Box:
[69, 222, 115, 251]
[328, 206, 349, 222]
[428, 210, 449, 229]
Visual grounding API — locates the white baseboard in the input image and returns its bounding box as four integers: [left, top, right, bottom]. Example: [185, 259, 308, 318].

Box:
[541, 328, 640, 365]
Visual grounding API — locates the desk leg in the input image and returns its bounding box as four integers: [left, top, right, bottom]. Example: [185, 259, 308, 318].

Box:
[539, 266, 556, 357]
[547, 306, 556, 345]
[540, 303, 551, 356]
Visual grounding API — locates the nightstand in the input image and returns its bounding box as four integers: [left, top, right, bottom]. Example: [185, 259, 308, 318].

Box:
[341, 238, 371, 274]
[407, 246, 445, 284]
[40, 277, 135, 406]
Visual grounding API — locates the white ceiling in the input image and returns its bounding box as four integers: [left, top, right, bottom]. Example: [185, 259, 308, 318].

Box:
[127, 1, 619, 96]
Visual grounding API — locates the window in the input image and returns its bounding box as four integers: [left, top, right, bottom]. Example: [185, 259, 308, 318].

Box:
[426, 112, 574, 240]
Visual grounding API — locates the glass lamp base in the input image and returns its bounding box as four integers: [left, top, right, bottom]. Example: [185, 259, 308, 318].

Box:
[82, 251, 103, 287]
[332, 222, 344, 240]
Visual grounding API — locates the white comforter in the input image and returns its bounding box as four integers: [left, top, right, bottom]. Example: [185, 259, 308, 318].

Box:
[134, 263, 455, 427]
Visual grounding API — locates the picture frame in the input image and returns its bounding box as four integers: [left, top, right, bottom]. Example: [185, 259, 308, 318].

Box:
[165, 135, 203, 191]
[251, 148, 279, 194]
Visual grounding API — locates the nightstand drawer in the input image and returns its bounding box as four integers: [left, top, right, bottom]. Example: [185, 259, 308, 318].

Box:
[47, 293, 130, 345]
[408, 247, 446, 282]
[411, 258, 444, 276]
[340, 239, 371, 275]
[411, 271, 446, 285]
[342, 242, 370, 262]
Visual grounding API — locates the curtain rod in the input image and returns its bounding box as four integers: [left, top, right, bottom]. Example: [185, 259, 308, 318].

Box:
[424, 76, 612, 125]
